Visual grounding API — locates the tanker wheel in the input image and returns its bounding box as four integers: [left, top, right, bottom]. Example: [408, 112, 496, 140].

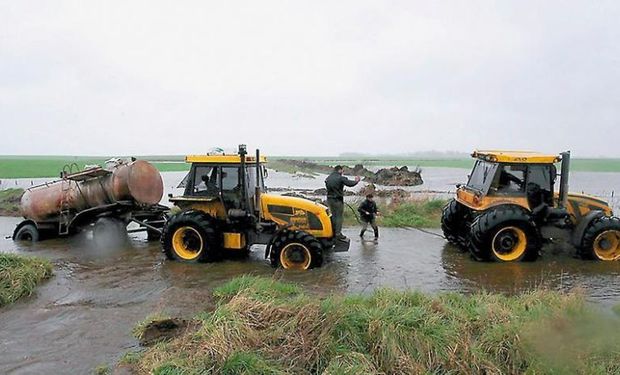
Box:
[160, 211, 221, 263]
[578, 216, 620, 261]
[269, 230, 323, 270]
[468, 206, 540, 262]
[441, 199, 471, 251]
[94, 218, 128, 248]
[14, 223, 40, 242]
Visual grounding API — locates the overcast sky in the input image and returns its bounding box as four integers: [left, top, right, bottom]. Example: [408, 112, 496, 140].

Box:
[1, 1, 619, 157]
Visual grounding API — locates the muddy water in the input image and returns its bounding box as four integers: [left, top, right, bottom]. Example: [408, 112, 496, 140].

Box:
[1, 216, 620, 374]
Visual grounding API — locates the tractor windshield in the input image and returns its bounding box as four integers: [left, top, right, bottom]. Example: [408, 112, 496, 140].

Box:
[466, 160, 498, 194]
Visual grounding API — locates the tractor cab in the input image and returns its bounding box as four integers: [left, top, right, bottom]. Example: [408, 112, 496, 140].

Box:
[171, 149, 267, 219]
[461, 151, 561, 211]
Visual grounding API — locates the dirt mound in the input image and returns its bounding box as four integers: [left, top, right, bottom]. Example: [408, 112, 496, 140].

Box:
[359, 183, 411, 200]
[364, 166, 423, 186]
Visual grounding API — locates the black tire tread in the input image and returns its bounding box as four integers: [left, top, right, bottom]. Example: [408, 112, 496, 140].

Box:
[15, 223, 40, 242]
[160, 210, 221, 262]
[578, 215, 620, 260]
[441, 199, 471, 251]
[468, 205, 540, 262]
[269, 229, 323, 269]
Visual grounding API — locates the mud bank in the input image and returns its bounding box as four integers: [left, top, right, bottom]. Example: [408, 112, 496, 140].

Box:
[0, 188, 23, 217]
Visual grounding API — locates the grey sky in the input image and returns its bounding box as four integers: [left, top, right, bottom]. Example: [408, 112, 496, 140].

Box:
[1, 1, 619, 157]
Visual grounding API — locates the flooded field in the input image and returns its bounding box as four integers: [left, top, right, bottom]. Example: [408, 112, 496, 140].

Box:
[1, 214, 620, 373]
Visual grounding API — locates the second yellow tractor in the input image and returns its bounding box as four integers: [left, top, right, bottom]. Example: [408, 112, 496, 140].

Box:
[442, 150, 620, 262]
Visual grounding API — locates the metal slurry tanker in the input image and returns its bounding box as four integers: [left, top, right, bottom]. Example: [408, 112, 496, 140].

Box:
[13, 159, 169, 243]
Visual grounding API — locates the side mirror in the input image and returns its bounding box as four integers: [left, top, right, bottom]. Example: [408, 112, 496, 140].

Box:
[456, 183, 462, 189]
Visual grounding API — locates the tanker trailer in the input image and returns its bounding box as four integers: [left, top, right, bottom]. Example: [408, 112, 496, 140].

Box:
[12, 158, 169, 245]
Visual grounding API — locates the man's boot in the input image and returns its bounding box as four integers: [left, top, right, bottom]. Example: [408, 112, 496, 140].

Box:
[373, 228, 379, 240]
[360, 229, 365, 237]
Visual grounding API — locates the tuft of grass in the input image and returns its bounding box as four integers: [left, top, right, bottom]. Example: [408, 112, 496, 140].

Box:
[0, 188, 24, 216]
[119, 350, 144, 365]
[126, 276, 620, 374]
[93, 364, 111, 375]
[0, 253, 52, 307]
[344, 198, 447, 228]
[212, 275, 302, 302]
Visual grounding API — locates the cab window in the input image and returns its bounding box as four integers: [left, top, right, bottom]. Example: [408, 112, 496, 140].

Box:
[186, 165, 218, 196]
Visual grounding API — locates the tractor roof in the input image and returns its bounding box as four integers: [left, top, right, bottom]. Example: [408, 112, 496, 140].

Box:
[472, 150, 561, 164]
[185, 154, 267, 164]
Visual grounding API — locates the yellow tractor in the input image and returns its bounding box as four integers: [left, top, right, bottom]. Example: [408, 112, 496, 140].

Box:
[160, 145, 349, 269]
[441, 150, 620, 262]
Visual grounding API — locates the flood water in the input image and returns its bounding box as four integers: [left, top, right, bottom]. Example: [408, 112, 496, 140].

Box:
[1, 215, 620, 374]
[1, 167, 620, 373]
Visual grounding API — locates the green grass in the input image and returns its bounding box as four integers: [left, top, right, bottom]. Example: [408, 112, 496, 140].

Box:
[0, 188, 23, 216]
[125, 276, 620, 374]
[343, 198, 447, 228]
[0, 253, 53, 307]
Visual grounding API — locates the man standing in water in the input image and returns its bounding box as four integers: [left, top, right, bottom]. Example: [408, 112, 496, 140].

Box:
[325, 165, 360, 240]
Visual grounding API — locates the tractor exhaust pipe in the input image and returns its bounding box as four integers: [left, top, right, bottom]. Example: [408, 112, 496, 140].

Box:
[255, 148, 261, 217]
[238, 144, 248, 211]
[559, 151, 570, 208]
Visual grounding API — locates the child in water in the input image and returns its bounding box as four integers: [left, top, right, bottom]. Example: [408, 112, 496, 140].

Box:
[358, 194, 379, 240]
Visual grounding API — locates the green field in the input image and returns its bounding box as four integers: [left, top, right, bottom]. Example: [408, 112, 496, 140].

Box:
[1, 155, 619, 179]
[0, 156, 190, 178]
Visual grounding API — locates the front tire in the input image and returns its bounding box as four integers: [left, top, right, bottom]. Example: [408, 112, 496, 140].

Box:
[441, 199, 471, 251]
[160, 211, 221, 262]
[269, 230, 323, 270]
[469, 206, 540, 262]
[578, 216, 620, 261]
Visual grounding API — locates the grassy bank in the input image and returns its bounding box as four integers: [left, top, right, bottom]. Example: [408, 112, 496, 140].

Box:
[0, 188, 23, 216]
[343, 198, 447, 228]
[0, 253, 53, 307]
[123, 276, 620, 374]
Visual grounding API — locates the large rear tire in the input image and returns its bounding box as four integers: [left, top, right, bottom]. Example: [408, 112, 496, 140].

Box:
[160, 211, 221, 263]
[469, 206, 540, 262]
[441, 199, 471, 251]
[578, 216, 620, 261]
[269, 230, 323, 270]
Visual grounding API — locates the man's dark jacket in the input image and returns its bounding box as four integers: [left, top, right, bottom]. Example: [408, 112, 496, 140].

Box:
[358, 199, 378, 221]
[325, 171, 358, 200]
